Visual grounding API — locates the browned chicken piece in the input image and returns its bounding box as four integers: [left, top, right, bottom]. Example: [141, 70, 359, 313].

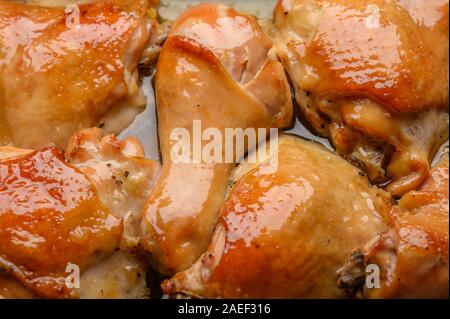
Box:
[0, 146, 121, 298]
[0, 273, 35, 299]
[0, 130, 160, 298]
[274, 0, 449, 196]
[140, 3, 293, 275]
[0, 0, 156, 149]
[363, 152, 449, 299]
[162, 135, 391, 298]
[14, 0, 159, 6]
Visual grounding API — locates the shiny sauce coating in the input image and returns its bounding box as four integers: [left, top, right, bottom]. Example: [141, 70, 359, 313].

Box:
[0, 148, 122, 298]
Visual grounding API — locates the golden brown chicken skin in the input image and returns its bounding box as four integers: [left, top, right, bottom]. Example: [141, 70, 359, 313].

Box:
[162, 135, 391, 298]
[140, 3, 293, 275]
[274, 0, 449, 196]
[0, 0, 156, 149]
[15, 0, 159, 6]
[0, 273, 35, 299]
[0, 130, 160, 298]
[0, 147, 122, 298]
[363, 152, 449, 299]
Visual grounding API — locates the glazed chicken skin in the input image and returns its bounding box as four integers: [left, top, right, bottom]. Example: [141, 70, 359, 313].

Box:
[0, 130, 160, 299]
[140, 3, 293, 275]
[363, 151, 449, 299]
[274, 0, 449, 196]
[0, 273, 34, 299]
[0, 0, 156, 149]
[13, 0, 159, 5]
[163, 135, 391, 298]
[0, 146, 121, 298]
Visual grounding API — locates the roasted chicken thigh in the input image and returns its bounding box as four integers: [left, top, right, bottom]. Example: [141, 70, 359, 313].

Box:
[0, 0, 156, 149]
[274, 0, 449, 196]
[140, 3, 293, 275]
[0, 130, 160, 298]
[163, 135, 391, 298]
[363, 151, 449, 298]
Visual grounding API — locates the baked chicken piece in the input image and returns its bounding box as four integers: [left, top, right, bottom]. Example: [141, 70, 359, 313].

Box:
[362, 151, 449, 298]
[11, 0, 160, 8]
[0, 130, 160, 298]
[140, 3, 293, 275]
[274, 0, 449, 196]
[162, 135, 391, 298]
[0, 0, 156, 149]
[0, 273, 34, 299]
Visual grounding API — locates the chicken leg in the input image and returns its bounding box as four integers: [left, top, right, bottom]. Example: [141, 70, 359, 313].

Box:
[140, 3, 293, 274]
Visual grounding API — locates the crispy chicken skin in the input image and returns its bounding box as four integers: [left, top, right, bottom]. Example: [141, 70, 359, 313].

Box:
[364, 152, 449, 298]
[140, 3, 293, 275]
[274, 0, 449, 196]
[0, 130, 160, 298]
[162, 135, 391, 298]
[0, 0, 156, 149]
